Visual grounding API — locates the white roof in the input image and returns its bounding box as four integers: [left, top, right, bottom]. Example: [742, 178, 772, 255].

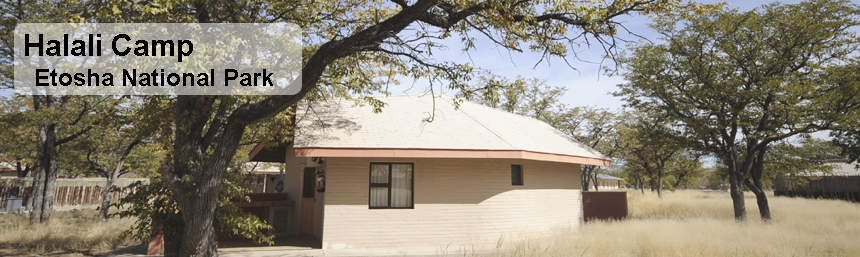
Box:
[596, 173, 624, 180]
[0, 162, 14, 170]
[293, 94, 608, 162]
[826, 160, 860, 176]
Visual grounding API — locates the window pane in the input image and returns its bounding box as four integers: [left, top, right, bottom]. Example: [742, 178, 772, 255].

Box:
[391, 164, 413, 207]
[370, 164, 389, 183]
[511, 165, 523, 185]
[370, 187, 389, 207]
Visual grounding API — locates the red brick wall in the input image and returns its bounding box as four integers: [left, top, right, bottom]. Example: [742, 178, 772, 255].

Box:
[582, 191, 627, 222]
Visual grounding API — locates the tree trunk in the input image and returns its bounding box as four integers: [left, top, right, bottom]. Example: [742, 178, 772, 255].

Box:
[27, 155, 45, 221]
[28, 102, 45, 223]
[29, 96, 61, 224]
[99, 174, 118, 219]
[672, 172, 686, 190]
[16, 162, 31, 178]
[728, 170, 747, 221]
[37, 123, 59, 223]
[98, 140, 138, 219]
[176, 190, 220, 257]
[657, 172, 664, 198]
[581, 166, 592, 191]
[745, 180, 771, 221]
[592, 173, 599, 192]
[166, 96, 249, 256]
[747, 147, 771, 221]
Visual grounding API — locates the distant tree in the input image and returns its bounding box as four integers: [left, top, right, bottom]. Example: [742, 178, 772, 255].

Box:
[618, 112, 683, 198]
[832, 123, 860, 168]
[701, 164, 729, 190]
[566, 107, 627, 192]
[65, 100, 163, 219]
[762, 138, 843, 185]
[472, 77, 626, 191]
[473, 76, 567, 124]
[616, 0, 860, 221]
[6, 95, 117, 223]
[666, 151, 705, 190]
[0, 96, 38, 178]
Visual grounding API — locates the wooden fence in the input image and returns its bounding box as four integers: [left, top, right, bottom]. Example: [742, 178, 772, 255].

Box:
[774, 175, 860, 202]
[0, 178, 148, 210]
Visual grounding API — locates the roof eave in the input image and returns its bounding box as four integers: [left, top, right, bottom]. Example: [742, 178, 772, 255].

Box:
[293, 147, 612, 166]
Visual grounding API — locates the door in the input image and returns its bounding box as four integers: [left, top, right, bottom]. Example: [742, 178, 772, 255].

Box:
[299, 167, 316, 235]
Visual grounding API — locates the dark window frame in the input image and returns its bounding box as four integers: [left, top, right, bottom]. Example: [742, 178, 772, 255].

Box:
[511, 164, 524, 186]
[368, 162, 414, 209]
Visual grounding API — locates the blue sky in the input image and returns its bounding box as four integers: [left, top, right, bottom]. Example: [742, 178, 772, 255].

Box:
[388, 0, 857, 112]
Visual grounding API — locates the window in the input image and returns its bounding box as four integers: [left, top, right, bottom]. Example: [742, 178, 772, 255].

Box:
[511, 164, 523, 186]
[369, 163, 413, 208]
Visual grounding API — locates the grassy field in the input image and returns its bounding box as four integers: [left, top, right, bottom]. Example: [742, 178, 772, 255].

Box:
[2, 191, 858, 256]
[492, 190, 860, 257]
[0, 209, 137, 256]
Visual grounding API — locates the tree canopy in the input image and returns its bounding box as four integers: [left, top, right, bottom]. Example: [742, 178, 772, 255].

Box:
[616, 0, 860, 221]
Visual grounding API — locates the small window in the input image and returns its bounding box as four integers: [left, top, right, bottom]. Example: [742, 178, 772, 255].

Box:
[511, 164, 523, 186]
[369, 163, 413, 209]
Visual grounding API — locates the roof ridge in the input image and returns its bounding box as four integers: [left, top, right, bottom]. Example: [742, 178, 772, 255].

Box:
[373, 93, 455, 99]
[439, 96, 518, 150]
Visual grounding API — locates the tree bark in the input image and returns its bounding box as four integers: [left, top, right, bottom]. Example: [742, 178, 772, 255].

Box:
[176, 187, 220, 257]
[97, 140, 139, 219]
[99, 173, 118, 219]
[30, 121, 59, 224]
[15, 161, 31, 178]
[746, 146, 771, 221]
[657, 172, 664, 198]
[728, 169, 747, 222]
[745, 180, 771, 221]
[41, 123, 59, 222]
[27, 148, 45, 221]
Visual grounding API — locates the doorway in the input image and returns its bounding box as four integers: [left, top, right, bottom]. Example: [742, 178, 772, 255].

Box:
[299, 167, 316, 235]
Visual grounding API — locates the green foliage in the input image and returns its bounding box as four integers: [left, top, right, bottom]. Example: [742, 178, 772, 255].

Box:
[216, 167, 275, 245]
[62, 98, 163, 179]
[0, 95, 122, 177]
[468, 77, 628, 189]
[113, 179, 183, 255]
[0, 96, 38, 173]
[664, 151, 706, 190]
[762, 138, 842, 185]
[832, 130, 860, 168]
[114, 171, 275, 251]
[615, 0, 860, 218]
[617, 111, 689, 195]
[616, 0, 860, 171]
[616, 0, 860, 157]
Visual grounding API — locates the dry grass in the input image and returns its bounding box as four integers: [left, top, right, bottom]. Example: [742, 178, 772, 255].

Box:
[0, 209, 138, 256]
[489, 190, 860, 257]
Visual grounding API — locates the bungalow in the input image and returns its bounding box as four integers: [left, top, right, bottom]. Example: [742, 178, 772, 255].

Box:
[0, 162, 16, 177]
[774, 159, 860, 202]
[824, 159, 860, 176]
[593, 173, 624, 191]
[248, 94, 610, 251]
